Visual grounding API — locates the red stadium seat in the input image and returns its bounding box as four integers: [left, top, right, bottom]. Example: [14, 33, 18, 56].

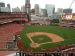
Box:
[0, 23, 24, 49]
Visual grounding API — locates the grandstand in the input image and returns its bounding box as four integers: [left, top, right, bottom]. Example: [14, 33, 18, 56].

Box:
[59, 20, 75, 28]
[0, 12, 28, 50]
[0, 12, 28, 24]
[0, 23, 24, 50]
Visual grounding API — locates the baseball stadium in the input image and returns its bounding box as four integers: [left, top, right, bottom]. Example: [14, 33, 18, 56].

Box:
[0, 12, 75, 56]
[1, 0, 75, 56]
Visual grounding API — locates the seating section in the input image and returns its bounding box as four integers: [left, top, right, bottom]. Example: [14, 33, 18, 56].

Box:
[0, 12, 28, 24]
[0, 51, 16, 56]
[0, 23, 24, 49]
[0, 12, 28, 50]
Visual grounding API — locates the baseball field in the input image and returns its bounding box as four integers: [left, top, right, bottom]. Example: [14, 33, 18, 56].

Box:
[20, 25, 75, 51]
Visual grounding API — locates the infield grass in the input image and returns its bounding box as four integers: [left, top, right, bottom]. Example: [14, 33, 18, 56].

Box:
[32, 35, 52, 43]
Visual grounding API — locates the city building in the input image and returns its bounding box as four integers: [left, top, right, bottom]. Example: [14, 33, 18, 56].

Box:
[25, 0, 31, 21]
[7, 4, 10, 9]
[12, 7, 21, 12]
[0, 2, 11, 12]
[57, 8, 63, 22]
[45, 4, 55, 17]
[0, 7, 11, 12]
[7, 4, 11, 12]
[52, 12, 59, 19]
[25, 0, 31, 14]
[39, 8, 44, 16]
[63, 8, 72, 13]
[41, 9, 48, 17]
[31, 9, 35, 14]
[34, 4, 40, 16]
[0, 2, 5, 7]
[57, 8, 63, 15]
[39, 9, 48, 17]
[21, 5, 25, 12]
[62, 9, 72, 20]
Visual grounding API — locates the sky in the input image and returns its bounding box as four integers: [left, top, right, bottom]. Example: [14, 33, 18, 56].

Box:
[0, 0, 75, 12]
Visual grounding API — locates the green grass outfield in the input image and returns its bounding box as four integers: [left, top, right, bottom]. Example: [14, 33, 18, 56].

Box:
[20, 25, 75, 51]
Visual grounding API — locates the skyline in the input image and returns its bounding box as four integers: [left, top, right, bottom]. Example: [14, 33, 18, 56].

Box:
[0, 0, 75, 12]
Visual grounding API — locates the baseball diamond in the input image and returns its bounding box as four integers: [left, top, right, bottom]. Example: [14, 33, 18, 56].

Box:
[27, 32, 64, 48]
[20, 25, 75, 51]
